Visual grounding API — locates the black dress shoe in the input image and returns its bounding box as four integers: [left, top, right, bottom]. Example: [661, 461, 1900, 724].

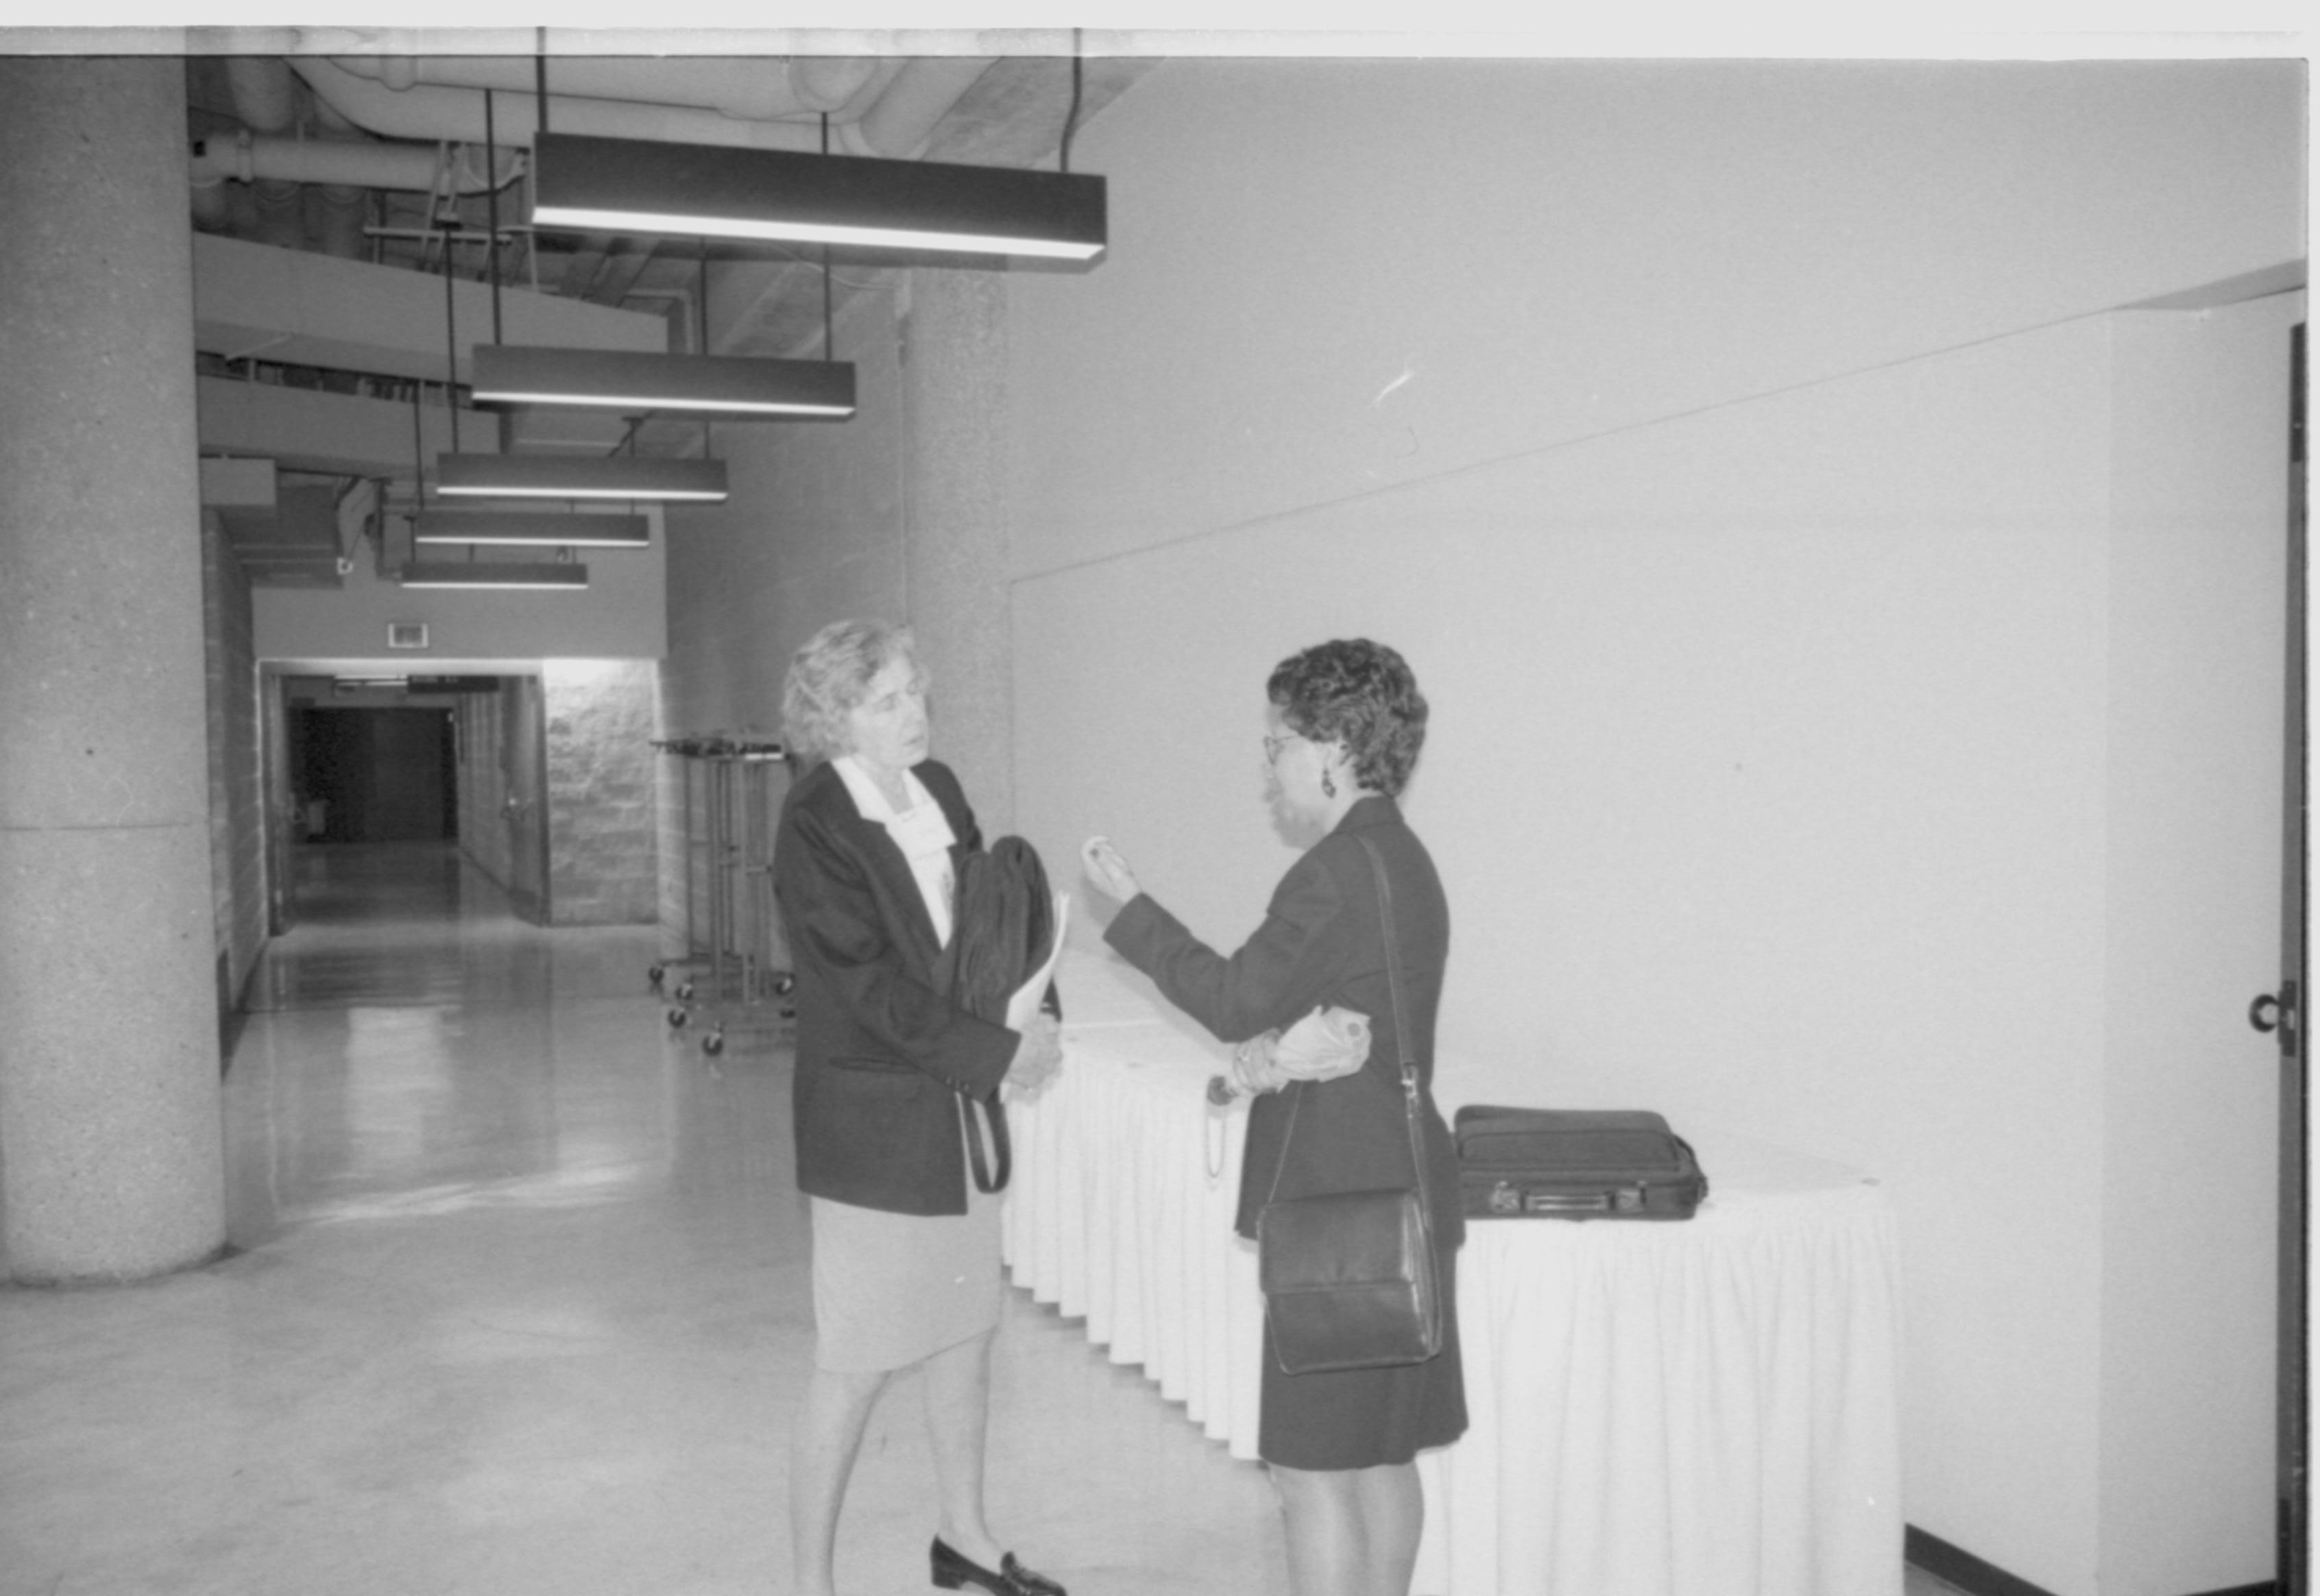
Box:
[929, 1535, 1067, 1596]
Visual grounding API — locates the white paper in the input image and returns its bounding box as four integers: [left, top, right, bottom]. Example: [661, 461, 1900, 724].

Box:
[1003, 891, 1073, 1032]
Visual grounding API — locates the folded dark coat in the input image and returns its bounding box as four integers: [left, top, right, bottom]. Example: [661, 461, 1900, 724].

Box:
[943, 835, 1059, 1024]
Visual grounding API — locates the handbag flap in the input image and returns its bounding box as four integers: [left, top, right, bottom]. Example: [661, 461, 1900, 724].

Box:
[1257, 1189, 1427, 1292]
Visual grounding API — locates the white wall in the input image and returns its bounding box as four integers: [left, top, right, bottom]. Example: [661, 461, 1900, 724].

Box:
[1000, 57, 2303, 1595]
[1007, 59, 2301, 576]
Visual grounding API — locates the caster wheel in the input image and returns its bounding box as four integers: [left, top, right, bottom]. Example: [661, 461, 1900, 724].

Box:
[647, 963, 666, 989]
[703, 1031, 725, 1057]
[667, 1007, 689, 1029]
[772, 972, 796, 997]
[675, 981, 696, 1002]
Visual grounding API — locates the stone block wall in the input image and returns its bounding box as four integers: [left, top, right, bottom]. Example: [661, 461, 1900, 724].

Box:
[543, 661, 658, 926]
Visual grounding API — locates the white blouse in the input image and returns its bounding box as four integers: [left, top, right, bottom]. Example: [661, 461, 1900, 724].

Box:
[831, 755, 957, 948]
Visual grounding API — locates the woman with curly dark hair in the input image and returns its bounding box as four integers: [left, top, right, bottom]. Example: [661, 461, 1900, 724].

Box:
[1081, 638, 1465, 1596]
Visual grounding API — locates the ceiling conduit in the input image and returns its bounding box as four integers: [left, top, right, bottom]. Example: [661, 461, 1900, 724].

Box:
[211, 53, 412, 258]
[337, 54, 895, 123]
[189, 132, 518, 263]
[287, 54, 994, 158]
[191, 132, 515, 197]
[226, 57, 303, 132]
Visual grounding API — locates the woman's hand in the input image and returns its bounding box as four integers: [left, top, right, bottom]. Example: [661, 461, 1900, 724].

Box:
[1229, 1032, 1293, 1096]
[1080, 836, 1142, 904]
[1005, 1012, 1064, 1095]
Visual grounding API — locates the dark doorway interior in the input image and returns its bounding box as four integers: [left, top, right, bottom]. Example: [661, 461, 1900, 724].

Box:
[293, 707, 458, 844]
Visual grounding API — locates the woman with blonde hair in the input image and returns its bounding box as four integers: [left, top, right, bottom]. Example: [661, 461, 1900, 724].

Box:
[773, 618, 1068, 1596]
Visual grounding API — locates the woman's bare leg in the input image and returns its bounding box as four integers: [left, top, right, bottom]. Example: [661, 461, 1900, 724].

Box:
[922, 1328, 1009, 1568]
[790, 1365, 890, 1596]
[1353, 1461, 1424, 1596]
[1271, 1463, 1368, 1596]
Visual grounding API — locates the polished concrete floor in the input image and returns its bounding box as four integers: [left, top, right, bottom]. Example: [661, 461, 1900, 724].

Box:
[1, 843, 1965, 1596]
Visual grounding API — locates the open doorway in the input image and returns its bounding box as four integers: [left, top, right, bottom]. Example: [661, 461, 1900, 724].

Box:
[289, 703, 457, 844]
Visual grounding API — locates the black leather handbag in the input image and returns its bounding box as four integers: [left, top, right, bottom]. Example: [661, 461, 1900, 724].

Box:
[1255, 834, 1444, 1376]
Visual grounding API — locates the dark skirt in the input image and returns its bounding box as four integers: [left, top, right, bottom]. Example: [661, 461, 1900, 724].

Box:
[1257, 1236, 1468, 1471]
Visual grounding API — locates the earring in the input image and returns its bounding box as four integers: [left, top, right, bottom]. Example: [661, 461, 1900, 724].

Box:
[1321, 770, 1337, 799]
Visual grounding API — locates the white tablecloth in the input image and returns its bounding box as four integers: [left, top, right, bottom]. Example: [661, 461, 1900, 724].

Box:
[1003, 951, 1904, 1596]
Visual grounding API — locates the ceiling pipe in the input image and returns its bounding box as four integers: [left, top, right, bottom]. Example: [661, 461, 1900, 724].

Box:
[288, 54, 991, 159]
[224, 53, 391, 258]
[333, 55, 893, 123]
[307, 90, 362, 136]
[190, 130, 517, 197]
[310, 184, 371, 261]
[250, 180, 307, 252]
[793, 56, 897, 116]
[225, 57, 304, 133]
[851, 56, 998, 160]
[189, 174, 234, 231]
[294, 56, 825, 150]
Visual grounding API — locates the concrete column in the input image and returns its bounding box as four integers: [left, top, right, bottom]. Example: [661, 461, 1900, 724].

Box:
[0, 59, 226, 1281]
[900, 269, 1015, 833]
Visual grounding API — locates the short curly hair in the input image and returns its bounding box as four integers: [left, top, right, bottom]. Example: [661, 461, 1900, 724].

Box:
[781, 619, 924, 762]
[1267, 638, 1428, 798]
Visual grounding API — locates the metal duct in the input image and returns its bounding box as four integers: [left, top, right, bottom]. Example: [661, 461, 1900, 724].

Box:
[289, 54, 991, 158]
[225, 57, 302, 132]
[189, 131, 515, 197]
[311, 183, 370, 260]
[331, 55, 894, 123]
[849, 56, 997, 160]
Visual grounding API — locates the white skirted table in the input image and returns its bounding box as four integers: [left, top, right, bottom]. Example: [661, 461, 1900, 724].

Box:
[1000, 951, 1905, 1596]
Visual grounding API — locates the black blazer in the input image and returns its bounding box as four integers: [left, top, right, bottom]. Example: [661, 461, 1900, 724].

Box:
[1104, 794, 1464, 1247]
[773, 758, 1019, 1215]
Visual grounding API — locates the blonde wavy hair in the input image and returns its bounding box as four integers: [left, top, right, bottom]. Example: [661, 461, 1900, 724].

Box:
[780, 619, 924, 762]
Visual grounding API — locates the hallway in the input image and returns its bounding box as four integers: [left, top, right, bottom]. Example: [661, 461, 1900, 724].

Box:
[0, 845, 1289, 1596]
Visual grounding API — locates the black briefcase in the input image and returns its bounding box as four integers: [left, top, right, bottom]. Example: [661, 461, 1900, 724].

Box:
[1453, 1106, 1708, 1220]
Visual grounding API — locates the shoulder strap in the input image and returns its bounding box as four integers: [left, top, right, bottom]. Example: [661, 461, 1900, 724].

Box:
[1357, 833, 1434, 1217]
[1262, 836, 1431, 1211]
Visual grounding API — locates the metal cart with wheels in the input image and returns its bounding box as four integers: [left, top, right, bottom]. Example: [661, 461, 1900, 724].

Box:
[650, 734, 795, 1057]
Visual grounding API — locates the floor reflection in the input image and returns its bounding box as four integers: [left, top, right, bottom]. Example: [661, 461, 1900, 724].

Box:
[248, 844, 660, 1011]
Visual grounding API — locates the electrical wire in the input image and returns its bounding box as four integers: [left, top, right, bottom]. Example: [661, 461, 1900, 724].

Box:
[1061, 29, 1084, 174]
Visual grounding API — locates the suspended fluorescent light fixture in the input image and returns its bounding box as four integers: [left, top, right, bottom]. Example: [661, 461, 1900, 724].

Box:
[472, 346, 856, 420]
[398, 561, 591, 590]
[435, 454, 729, 503]
[413, 509, 652, 548]
[529, 132, 1107, 263]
